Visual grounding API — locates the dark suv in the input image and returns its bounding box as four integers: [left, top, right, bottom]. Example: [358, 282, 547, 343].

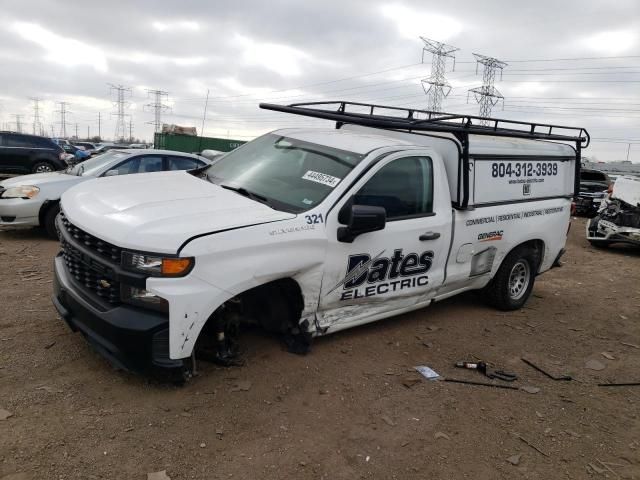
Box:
[0, 132, 67, 174]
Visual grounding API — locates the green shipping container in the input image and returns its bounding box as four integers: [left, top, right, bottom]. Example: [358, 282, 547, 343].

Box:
[154, 133, 247, 153]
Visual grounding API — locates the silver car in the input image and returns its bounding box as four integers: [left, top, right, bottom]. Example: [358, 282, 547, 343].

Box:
[0, 149, 210, 238]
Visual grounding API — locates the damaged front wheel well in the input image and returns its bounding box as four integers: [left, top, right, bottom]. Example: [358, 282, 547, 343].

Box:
[199, 277, 306, 340]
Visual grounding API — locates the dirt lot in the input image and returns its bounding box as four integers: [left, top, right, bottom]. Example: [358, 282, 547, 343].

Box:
[0, 218, 639, 480]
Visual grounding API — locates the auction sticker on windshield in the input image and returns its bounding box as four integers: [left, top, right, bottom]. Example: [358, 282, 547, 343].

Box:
[302, 171, 341, 187]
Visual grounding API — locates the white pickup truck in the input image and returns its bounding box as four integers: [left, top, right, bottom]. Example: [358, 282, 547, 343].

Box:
[51, 101, 589, 380]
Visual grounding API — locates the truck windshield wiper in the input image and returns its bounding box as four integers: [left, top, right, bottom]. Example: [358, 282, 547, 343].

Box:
[220, 184, 275, 209]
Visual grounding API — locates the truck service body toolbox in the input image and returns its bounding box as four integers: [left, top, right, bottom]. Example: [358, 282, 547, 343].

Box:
[52, 101, 589, 377]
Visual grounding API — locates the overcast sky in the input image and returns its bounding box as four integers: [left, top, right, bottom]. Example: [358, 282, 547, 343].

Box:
[0, 0, 638, 161]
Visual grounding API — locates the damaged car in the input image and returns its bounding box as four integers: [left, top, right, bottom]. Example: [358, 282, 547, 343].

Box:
[587, 175, 640, 248]
[574, 168, 611, 217]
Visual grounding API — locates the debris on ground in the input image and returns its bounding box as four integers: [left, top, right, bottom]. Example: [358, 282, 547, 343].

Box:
[380, 415, 396, 427]
[520, 386, 541, 394]
[521, 357, 572, 381]
[454, 360, 517, 381]
[516, 434, 549, 457]
[601, 352, 615, 360]
[230, 381, 252, 392]
[434, 432, 450, 441]
[147, 471, 171, 480]
[401, 375, 422, 388]
[414, 365, 440, 381]
[507, 454, 522, 466]
[585, 359, 606, 371]
[0, 408, 13, 421]
[444, 378, 519, 390]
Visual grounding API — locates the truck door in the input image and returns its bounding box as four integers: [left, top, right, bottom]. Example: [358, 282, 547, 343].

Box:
[317, 151, 452, 332]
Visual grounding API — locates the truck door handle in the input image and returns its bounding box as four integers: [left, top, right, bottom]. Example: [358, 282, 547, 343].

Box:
[419, 232, 441, 241]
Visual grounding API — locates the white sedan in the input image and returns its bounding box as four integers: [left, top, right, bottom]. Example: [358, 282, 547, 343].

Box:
[0, 149, 210, 238]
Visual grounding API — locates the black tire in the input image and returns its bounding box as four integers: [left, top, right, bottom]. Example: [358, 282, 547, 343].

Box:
[32, 161, 55, 174]
[589, 240, 609, 249]
[483, 246, 538, 311]
[43, 203, 61, 239]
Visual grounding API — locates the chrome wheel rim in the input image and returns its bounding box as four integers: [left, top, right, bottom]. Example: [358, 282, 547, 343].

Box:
[35, 164, 53, 173]
[508, 260, 530, 300]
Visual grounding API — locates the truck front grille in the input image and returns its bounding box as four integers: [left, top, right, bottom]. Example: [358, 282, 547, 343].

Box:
[59, 212, 122, 263]
[60, 237, 121, 305]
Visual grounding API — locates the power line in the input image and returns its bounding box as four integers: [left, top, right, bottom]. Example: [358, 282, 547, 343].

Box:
[56, 102, 70, 138]
[11, 114, 23, 133]
[30, 97, 43, 136]
[419, 37, 458, 112]
[468, 53, 507, 124]
[145, 89, 170, 133]
[109, 83, 131, 141]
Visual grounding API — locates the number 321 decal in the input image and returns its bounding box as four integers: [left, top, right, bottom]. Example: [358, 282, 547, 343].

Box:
[305, 213, 324, 224]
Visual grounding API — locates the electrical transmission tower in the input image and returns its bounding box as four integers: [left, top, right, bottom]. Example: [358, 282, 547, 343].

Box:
[11, 114, 24, 133]
[145, 89, 170, 134]
[109, 84, 131, 141]
[30, 97, 44, 135]
[468, 53, 507, 124]
[420, 37, 458, 113]
[56, 101, 70, 138]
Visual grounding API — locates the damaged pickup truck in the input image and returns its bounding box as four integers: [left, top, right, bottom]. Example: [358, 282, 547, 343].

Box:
[51, 101, 590, 380]
[587, 175, 640, 248]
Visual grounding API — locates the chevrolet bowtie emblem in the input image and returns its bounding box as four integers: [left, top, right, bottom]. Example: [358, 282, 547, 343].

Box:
[99, 279, 111, 288]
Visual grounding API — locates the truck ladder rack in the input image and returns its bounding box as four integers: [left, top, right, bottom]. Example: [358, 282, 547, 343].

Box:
[259, 101, 590, 147]
[260, 101, 588, 208]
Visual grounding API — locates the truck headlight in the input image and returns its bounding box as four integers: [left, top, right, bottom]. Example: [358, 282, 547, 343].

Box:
[122, 251, 194, 277]
[0, 185, 40, 199]
[121, 285, 168, 313]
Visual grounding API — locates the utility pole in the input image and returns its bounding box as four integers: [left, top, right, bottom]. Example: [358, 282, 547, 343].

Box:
[468, 53, 507, 124]
[87, 125, 90, 139]
[129, 120, 133, 143]
[420, 37, 458, 113]
[108, 84, 131, 141]
[30, 97, 43, 135]
[74, 123, 79, 139]
[11, 114, 24, 133]
[56, 101, 70, 138]
[627, 143, 631, 161]
[98, 112, 101, 139]
[198, 89, 210, 152]
[145, 89, 170, 134]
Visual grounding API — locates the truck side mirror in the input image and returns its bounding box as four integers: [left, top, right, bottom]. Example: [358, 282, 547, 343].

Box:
[337, 202, 386, 243]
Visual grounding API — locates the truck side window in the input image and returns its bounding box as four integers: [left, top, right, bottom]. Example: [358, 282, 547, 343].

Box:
[354, 156, 433, 220]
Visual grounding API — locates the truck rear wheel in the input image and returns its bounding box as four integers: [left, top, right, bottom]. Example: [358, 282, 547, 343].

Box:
[483, 246, 537, 311]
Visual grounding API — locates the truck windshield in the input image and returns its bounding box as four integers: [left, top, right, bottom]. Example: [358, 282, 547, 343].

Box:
[204, 134, 364, 213]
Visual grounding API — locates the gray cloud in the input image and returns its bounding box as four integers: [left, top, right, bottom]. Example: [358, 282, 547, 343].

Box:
[0, 0, 638, 160]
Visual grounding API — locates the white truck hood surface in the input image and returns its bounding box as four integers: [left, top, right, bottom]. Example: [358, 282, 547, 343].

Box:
[61, 171, 296, 253]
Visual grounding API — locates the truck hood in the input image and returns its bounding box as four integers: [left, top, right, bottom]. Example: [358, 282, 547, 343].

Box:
[61, 171, 297, 253]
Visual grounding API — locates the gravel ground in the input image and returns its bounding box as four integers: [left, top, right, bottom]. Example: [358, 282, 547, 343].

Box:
[0, 218, 639, 479]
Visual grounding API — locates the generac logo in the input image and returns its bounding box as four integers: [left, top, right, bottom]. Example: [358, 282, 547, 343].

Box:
[478, 230, 504, 242]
